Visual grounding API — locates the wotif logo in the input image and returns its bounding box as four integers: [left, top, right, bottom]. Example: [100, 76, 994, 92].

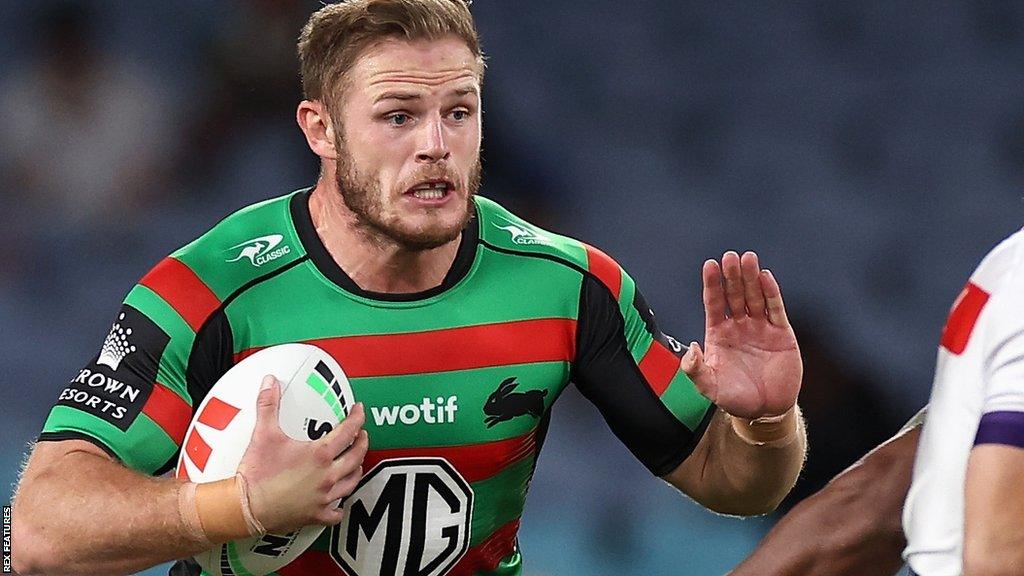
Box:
[226, 234, 291, 267]
[371, 396, 458, 426]
[493, 220, 552, 246]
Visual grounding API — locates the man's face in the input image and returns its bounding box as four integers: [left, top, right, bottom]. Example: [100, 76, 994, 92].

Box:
[332, 35, 482, 251]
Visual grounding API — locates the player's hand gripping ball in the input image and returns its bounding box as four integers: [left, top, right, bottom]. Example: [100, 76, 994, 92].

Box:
[176, 343, 356, 576]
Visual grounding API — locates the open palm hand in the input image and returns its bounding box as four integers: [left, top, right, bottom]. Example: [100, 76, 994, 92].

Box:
[681, 251, 802, 419]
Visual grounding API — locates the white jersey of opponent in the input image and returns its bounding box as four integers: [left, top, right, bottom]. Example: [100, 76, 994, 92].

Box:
[904, 228, 1024, 575]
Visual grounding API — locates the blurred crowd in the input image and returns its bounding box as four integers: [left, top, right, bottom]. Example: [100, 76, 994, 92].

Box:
[3, 1, 1024, 573]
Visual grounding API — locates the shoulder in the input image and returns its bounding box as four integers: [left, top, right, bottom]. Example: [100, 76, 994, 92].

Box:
[135, 190, 308, 330]
[474, 195, 625, 296]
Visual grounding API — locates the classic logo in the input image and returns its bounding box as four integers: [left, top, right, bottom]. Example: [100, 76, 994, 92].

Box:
[483, 377, 547, 428]
[370, 396, 458, 427]
[226, 234, 291, 267]
[493, 221, 552, 246]
[97, 311, 137, 371]
[330, 458, 473, 576]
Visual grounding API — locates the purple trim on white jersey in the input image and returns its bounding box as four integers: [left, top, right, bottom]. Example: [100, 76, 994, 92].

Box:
[974, 411, 1024, 448]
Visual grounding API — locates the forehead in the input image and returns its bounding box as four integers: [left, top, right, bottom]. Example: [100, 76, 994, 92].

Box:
[348, 36, 480, 93]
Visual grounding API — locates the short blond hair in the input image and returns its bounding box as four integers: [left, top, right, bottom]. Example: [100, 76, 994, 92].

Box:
[298, 0, 484, 107]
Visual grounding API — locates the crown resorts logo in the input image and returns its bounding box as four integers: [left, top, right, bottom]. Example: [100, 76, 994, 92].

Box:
[97, 312, 137, 371]
[226, 234, 291, 267]
[493, 221, 552, 246]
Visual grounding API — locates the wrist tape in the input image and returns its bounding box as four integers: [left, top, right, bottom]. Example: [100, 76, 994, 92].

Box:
[178, 472, 266, 545]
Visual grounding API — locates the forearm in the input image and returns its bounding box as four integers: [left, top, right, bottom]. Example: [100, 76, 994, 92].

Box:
[683, 407, 806, 516]
[731, 423, 920, 576]
[13, 448, 207, 576]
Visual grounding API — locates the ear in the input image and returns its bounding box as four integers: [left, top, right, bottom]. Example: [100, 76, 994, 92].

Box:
[499, 378, 518, 394]
[296, 99, 338, 160]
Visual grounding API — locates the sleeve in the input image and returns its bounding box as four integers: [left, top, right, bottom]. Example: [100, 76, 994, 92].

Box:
[975, 270, 1024, 449]
[38, 257, 233, 475]
[572, 251, 716, 476]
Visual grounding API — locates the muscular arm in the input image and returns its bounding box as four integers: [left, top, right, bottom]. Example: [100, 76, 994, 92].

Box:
[12, 440, 206, 576]
[963, 442, 1024, 575]
[729, 420, 921, 576]
[665, 406, 806, 516]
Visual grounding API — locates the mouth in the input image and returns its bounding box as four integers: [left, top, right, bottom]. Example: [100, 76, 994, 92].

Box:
[404, 179, 455, 203]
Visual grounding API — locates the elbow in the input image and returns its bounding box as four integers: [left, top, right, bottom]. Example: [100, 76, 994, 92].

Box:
[697, 487, 789, 517]
[12, 508, 54, 575]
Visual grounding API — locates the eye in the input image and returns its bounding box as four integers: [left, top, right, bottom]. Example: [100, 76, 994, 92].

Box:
[451, 109, 470, 121]
[387, 113, 410, 127]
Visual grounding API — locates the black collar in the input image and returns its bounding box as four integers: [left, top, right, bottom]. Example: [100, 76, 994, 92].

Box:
[290, 189, 478, 302]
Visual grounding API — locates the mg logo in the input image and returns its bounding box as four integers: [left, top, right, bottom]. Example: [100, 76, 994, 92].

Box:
[330, 458, 473, 576]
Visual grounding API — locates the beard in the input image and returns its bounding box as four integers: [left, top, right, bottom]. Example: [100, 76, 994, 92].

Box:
[334, 141, 481, 252]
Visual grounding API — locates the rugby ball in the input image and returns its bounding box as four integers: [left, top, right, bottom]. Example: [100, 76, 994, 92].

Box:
[175, 343, 356, 576]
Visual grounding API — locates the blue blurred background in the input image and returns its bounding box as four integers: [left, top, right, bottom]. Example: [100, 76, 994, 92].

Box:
[3, 1, 1023, 574]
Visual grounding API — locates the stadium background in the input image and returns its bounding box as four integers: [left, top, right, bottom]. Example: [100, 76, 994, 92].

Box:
[1, 1, 1022, 573]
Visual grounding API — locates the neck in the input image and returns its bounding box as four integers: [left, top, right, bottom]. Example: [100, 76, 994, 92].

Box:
[308, 178, 462, 294]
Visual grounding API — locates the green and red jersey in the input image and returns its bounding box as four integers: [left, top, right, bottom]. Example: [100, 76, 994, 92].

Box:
[41, 189, 715, 576]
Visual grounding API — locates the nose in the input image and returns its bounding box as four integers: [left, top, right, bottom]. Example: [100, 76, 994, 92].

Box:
[415, 115, 450, 164]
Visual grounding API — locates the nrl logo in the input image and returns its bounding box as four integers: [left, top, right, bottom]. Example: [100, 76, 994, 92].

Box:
[493, 221, 552, 246]
[226, 234, 291, 267]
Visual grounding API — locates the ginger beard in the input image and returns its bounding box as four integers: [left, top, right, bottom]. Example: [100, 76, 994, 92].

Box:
[333, 132, 481, 252]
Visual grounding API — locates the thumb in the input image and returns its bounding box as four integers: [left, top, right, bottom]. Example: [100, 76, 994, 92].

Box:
[255, 375, 282, 432]
[680, 341, 705, 378]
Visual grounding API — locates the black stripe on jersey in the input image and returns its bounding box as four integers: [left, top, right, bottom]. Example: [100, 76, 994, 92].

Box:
[37, 431, 118, 460]
[572, 274, 714, 476]
[479, 241, 589, 277]
[291, 190, 479, 302]
[184, 256, 309, 409]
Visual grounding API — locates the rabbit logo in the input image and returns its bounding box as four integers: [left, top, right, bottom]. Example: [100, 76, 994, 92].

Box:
[483, 377, 548, 428]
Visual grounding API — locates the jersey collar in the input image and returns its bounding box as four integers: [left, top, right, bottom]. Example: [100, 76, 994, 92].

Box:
[290, 189, 479, 302]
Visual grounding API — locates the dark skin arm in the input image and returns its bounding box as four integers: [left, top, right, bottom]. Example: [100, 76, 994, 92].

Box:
[729, 416, 922, 576]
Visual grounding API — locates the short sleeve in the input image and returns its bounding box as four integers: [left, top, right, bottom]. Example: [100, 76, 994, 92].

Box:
[572, 247, 715, 476]
[39, 257, 232, 475]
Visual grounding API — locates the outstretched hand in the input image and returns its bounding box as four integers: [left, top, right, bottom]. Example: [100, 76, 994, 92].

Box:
[681, 251, 802, 419]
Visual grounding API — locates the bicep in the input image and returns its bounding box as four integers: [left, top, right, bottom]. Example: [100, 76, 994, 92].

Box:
[964, 444, 1024, 566]
[573, 273, 715, 476]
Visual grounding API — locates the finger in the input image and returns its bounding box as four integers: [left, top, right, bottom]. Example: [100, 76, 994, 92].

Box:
[681, 341, 716, 401]
[331, 430, 369, 474]
[721, 251, 746, 318]
[315, 506, 345, 526]
[254, 376, 282, 433]
[325, 465, 363, 503]
[760, 269, 791, 327]
[741, 251, 766, 318]
[702, 259, 727, 328]
[319, 403, 365, 458]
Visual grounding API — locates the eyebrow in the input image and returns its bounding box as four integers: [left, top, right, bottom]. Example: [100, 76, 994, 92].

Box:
[373, 85, 479, 104]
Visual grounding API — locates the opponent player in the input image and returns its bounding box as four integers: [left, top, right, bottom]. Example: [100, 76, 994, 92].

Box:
[734, 228, 1024, 576]
[730, 409, 923, 576]
[11, 2, 807, 575]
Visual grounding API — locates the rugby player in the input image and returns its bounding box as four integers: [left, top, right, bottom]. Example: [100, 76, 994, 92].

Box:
[734, 229, 1024, 576]
[11, 2, 807, 574]
[730, 410, 923, 576]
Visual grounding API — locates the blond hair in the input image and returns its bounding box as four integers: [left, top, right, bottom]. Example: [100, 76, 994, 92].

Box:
[298, 0, 484, 107]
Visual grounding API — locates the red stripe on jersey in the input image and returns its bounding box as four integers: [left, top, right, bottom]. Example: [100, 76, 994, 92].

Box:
[940, 281, 990, 355]
[276, 551, 339, 576]
[184, 429, 212, 472]
[638, 341, 680, 396]
[141, 382, 191, 445]
[584, 244, 622, 300]
[139, 257, 221, 332]
[197, 397, 240, 431]
[363, 430, 538, 484]
[234, 318, 577, 377]
[449, 518, 521, 576]
[276, 518, 521, 576]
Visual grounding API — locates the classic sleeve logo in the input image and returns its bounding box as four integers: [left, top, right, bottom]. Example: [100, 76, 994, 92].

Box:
[56, 305, 170, 431]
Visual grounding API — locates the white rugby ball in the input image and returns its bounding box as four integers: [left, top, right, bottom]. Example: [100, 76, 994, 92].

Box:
[175, 343, 356, 576]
